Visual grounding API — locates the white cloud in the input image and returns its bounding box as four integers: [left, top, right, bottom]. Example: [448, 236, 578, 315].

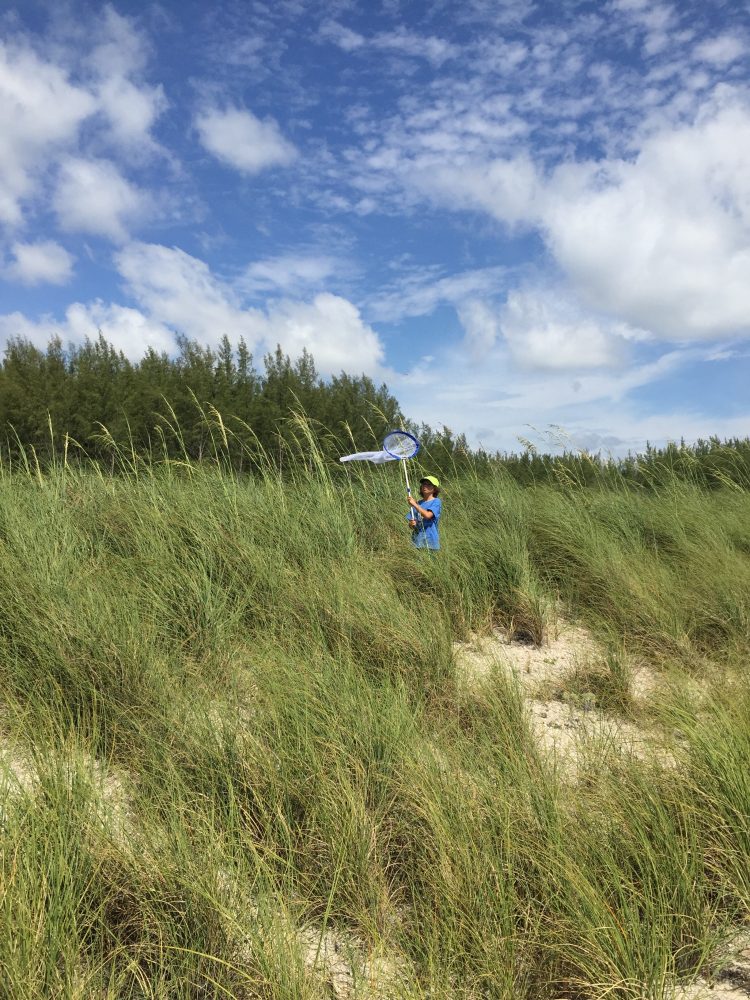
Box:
[0, 40, 96, 226]
[0, 240, 385, 375]
[87, 5, 150, 79]
[425, 155, 539, 225]
[318, 20, 365, 52]
[115, 242, 385, 376]
[95, 75, 167, 153]
[262, 293, 384, 375]
[457, 299, 501, 358]
[0, 302, 174, 360]
[373, 28, 459, 66]
[392, 336, 714, 455]
[240, 254, 338, 296]
[5, 240, 75, 286]
[86, 6, 167, 154]
[360, 85, 750, 350]
[0, 9, 166, 234]
[320, 20, 458, 64]
[368, 265, 509, 322]
[63, 301, 175, 357]
[116, 242, 262, 345]
[195, 106, 297, 174]
[541, 90, 750, 341]
[497, 287, 636, 370]
[54, 157, 151, 242]
[694, 34, 747, 68]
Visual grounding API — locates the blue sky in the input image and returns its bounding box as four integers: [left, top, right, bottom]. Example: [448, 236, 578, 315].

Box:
[1, 0, 749, 454]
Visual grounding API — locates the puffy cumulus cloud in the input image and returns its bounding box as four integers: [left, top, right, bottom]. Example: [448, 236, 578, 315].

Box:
[0, 40, 96, 226]
[0, 241, 385, 375]
[497, 287, 639, 370]
[424, 155, 539, 227]
[392, 87, 750, 349]
[63, 301, 175, 357]
[54, 158, 152, 242]
[540, 89, 750, 341]
[95, 75, 167, 154]
[0, 302, 174, 359]
[5, 240, 75, 286]
[116, 242, 263, 345]
[0, 9, 165, 233]
[195, 106, 297, 175]
[262, 294, 384, 376]
[115, 243, 385, 376]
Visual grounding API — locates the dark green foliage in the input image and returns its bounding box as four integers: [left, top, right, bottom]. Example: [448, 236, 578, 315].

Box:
[3, 334, 750, 491]
[0, 335, 402, 469]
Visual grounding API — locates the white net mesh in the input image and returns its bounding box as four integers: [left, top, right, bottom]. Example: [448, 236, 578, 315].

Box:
[383, 430, 419, 459]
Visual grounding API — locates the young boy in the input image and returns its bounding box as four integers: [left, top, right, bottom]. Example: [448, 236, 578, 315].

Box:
[407, 476, 442, 550]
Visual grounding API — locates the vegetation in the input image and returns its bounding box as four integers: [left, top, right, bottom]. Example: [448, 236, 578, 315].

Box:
[1, 412, 749, 999]
[3, 334, 749, 490]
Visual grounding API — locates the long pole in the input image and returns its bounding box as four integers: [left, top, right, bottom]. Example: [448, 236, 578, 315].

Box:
[402, 459, 424, 538]
[401, 457, 412, 503]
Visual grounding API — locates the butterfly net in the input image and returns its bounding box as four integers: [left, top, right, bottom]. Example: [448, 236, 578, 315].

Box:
[383, 430, 419, 460]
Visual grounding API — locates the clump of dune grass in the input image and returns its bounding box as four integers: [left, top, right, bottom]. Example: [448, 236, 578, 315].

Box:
[0, 418, 748, 997]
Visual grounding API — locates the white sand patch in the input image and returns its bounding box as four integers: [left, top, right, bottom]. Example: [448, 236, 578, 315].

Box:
[299, 925, 411, 999]
[671, 931, 750, 999]
[454, 623, 666, 770]
[0, 742, 36, 794]
[0, 734, 134, 841]
[526, 697, 652, 764]
[454, 622, 599, 694]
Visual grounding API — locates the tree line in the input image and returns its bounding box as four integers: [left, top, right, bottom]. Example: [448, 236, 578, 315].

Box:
[0, 334, 408, 469]
[0, 333, 748, 488]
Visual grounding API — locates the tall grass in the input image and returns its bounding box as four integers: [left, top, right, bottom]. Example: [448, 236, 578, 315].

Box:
[0, 423, 749, 997]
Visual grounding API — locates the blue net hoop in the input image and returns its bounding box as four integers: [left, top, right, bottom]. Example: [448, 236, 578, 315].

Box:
[383, 430, 420, 460]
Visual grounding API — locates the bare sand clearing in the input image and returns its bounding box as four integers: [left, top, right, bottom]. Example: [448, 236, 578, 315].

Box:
[454, 622, 658, 767]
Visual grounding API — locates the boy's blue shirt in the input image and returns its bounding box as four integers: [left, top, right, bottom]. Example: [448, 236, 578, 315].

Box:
[406, 497, 442, 550]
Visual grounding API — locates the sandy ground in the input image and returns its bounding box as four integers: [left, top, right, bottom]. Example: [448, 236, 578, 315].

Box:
[454, 623, 659, 769]
[671, 932, 750, 999]
[0, 736, 133, 842]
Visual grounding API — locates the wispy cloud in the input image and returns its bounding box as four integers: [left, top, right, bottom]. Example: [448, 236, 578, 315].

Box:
[319, 19, 459, 66]
[239, 253, 341, 297]
[367, 264, 510, 323]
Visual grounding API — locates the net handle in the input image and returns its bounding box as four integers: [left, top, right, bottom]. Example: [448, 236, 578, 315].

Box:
[402, 459, 421, 531]
[402, 458, 412, 498]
